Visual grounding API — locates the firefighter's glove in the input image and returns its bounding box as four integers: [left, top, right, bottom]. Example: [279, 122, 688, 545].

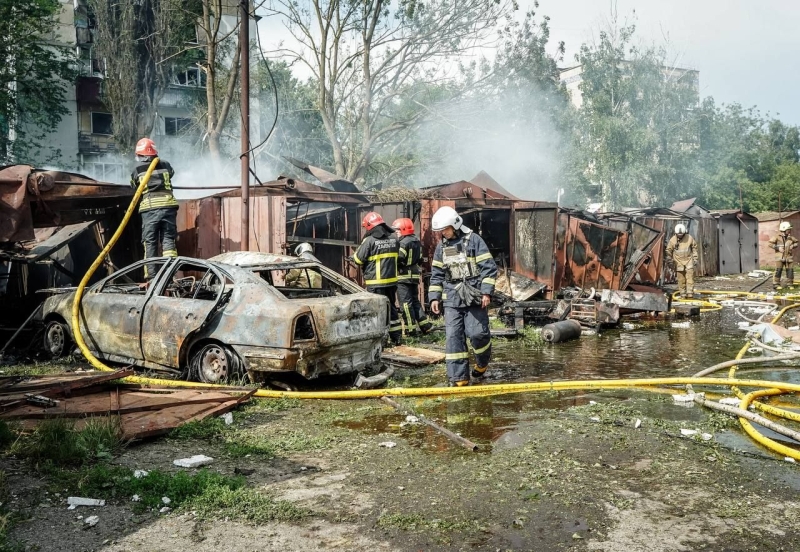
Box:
[454, 282, 483, 307]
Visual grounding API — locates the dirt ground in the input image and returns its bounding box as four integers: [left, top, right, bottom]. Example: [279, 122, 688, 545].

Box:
[5, 381, 800, 552]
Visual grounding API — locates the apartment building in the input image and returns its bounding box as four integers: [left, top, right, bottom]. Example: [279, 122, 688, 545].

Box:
[35, 0, 253, 183]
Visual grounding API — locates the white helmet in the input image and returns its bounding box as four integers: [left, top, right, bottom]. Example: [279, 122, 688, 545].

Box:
[294, 242, 313, 256]
[780, 221, 792, 232]
[431, 206, 463, 232]
[674, 223, 687, 235]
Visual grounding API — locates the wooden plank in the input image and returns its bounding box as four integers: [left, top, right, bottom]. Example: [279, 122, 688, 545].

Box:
[381, 345, 445, 367]
[0, 389, 241, 419]
[0, 369, 133, 396]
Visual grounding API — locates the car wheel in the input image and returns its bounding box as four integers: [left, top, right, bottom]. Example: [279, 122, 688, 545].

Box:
[43, 320, 71, 359]
[190, 343, 244, 384]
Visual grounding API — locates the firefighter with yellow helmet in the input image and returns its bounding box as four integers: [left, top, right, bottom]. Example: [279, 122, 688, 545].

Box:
[428, 206, 497, 386]
[768, 221, 798, 289]
[666, 223, 699, 298]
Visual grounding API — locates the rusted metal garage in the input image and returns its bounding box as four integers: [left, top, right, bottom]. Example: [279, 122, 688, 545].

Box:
[754, 211, 800, 268]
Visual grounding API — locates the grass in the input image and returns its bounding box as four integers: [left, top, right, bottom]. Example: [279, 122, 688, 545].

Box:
[169, 417, 227, 440]
[48, 464, 308, 522]
[11, 417, 124, 466]
[0, 361, 73, 377]
[188, 485, 308, 523]
[51, 464, 245, 511]
[223, 430, 334, 458]
[377, 512, 480, 533]
[520, 326, 546, 348]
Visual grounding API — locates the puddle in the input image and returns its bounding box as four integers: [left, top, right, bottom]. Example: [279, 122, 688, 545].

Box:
[342, 309, 800, 458]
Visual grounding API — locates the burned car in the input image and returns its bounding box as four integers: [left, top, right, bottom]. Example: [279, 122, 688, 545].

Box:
[40, 255, 389, 382]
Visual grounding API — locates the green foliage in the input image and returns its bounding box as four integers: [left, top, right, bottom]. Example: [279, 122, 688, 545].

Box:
[59, 464, 245, 512]
[0, 0, 75, 164]
[188, 484, 308, 523]
[223, 430, 333, 458]
[11, 417, 123, 466]
[169, 418, 227, 441]
[569, 22, 701, 209]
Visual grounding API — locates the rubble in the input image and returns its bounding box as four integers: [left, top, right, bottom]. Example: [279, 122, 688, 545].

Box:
[173, 455, 215, 468]
[67, 497, 105, 509]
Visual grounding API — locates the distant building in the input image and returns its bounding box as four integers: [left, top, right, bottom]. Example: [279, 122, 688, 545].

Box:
[558, 63, 700, 109]
[28, 0, 255, 182]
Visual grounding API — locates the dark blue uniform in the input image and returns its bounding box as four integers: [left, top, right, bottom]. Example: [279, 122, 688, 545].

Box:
[354, 224, 402, 344]
[397, 234, 432, 335]
[428, 228, 497, 384]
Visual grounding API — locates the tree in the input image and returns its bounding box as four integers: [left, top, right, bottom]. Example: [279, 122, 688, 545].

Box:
[90, 0, 195, 152]
[569, 22, 701, 209]
[694, 99, 800, 211]
[265, 0, 518, 184]
[196, 0, 242, 160]
[252, 60, 333, 169]
[0, 0, 75, 164]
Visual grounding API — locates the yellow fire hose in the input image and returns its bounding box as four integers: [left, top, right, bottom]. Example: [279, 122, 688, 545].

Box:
[69, 168, 800, 458]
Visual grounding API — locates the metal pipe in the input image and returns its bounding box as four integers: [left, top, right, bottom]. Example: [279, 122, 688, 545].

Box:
[380, 396, 479, 452]
[239, 0, 250, 252]
[693, 394, 800, 444]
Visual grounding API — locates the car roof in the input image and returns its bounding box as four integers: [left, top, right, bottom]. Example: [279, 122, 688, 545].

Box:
[211, 252, 302, 266]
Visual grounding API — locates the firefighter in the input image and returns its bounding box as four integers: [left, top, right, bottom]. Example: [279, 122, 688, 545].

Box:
[392, 217, 432, 336]
[130, 138, 178, 279]
[666, 223, 699, 298]
[353, 212, 402, 345]
[768, 221, 798, 290]
[427, 206, 497, 386]
[285, 242, 322, 289]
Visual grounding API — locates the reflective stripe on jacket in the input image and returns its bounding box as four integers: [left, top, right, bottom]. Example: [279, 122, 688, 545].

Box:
[130, 159, 178, 212]
[428, 229, 497, 308]
[353, 227, 399, 288]
[398, 235, 422, 282]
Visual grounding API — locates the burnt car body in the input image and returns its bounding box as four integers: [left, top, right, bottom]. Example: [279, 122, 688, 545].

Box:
[40, 255, 388, 382]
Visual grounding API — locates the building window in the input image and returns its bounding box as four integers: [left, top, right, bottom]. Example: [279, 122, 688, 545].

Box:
[173, 67, 206, 88]
[84, 162, 124, 183]
[164, 117, 192, 136]
[91, 112, 113, 135]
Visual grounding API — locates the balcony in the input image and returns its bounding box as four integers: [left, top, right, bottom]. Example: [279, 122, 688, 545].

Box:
[78, 132, 117, 155]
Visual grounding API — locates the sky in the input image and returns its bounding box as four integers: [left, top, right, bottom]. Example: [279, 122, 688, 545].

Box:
[258, 0, 800, 125]
[536, 0, 800, 124]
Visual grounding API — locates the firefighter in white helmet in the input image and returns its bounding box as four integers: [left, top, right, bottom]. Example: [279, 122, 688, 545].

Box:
[768, 221, 798, 289]
[666, 223, 699, 298]
[428, 206, 497, 386]
[285, 242, 322, 289]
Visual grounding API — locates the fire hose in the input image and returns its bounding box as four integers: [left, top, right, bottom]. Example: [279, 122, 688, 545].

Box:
[70, 168, 800, 459]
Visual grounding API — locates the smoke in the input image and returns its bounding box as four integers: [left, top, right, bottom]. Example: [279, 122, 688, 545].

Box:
[412, 83, 572, 202]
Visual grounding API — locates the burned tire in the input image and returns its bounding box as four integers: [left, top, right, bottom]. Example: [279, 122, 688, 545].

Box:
[43, 320, 71, 359]
[189, 342, 244, 384]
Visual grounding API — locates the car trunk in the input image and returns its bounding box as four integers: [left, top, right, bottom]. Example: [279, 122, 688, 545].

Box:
[298, 292, 388, 347]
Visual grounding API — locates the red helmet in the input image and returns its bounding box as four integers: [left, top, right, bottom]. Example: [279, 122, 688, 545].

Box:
[362, 211, 385, 231]
[135, 138, 158, 157]
[392, 218, 414, 236]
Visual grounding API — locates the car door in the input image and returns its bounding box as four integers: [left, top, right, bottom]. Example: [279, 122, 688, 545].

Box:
[78, 258, 168, 362]
[140, 259, 229, 369]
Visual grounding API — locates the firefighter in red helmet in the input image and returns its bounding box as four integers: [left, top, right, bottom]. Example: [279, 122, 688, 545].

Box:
[392, 217, 432, 336]
[130, 138, 178, 278]
[353, 212, 402, 344]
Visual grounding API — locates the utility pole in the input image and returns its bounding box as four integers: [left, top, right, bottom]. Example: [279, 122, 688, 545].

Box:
[239, 0, 250, 251]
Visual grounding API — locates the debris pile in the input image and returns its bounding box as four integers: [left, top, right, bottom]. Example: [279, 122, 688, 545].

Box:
[0, 369, 254, 440]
